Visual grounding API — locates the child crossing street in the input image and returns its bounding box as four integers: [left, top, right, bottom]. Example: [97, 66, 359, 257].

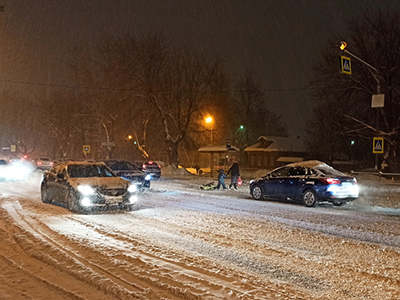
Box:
[215, 169, 227, 190]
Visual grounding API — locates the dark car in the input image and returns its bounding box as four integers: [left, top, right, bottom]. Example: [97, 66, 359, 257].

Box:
[134, 161, 161, 180]
[102, 160, 150, 188]
[249, 160, 359, 207]
[40, 161, 141, 213]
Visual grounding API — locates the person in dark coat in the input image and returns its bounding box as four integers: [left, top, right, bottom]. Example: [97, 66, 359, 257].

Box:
[215, 169, 227, 190]
[227, 161, 240, 190]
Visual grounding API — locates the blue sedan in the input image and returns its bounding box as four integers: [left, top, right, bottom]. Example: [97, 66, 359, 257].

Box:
[249, 160, 359, 207]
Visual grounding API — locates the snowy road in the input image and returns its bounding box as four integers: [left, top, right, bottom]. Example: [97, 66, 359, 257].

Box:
[1, 173, 400, 300]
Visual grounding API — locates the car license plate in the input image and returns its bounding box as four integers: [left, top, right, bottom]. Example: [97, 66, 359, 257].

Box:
[105, 196, 121, 205]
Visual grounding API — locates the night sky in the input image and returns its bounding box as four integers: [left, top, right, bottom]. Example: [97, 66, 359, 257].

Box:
[0, 0, 399, 137]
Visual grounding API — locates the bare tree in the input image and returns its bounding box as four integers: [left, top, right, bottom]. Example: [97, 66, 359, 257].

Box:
[115, 33, 227, 166]
[233, 69, 287, 147]
[309, 12, 400, 170]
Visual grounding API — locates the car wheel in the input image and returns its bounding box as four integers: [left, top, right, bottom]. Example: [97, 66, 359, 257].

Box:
[40, 184, 52, 203]
[302, 189, 317, 207]
[332, 201, 345, 206]
[251, 185, 263, 200]
[67, 190, 83, 213]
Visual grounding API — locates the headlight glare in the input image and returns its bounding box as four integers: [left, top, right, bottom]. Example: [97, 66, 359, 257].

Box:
[128, 184, 138, 193]
[145, 175, 151, 180]
[78, 185, 95, 195]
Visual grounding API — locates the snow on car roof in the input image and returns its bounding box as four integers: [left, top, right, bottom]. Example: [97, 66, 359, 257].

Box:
[287, 160, 346, 176]
[61, 161, 107, 166]
[287, 160, 326, 168]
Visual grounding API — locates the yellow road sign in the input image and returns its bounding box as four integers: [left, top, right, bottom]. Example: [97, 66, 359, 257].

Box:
[341, 56, 351, 75]
[373, 137, 384, 154]
[83, 145, 91, 154]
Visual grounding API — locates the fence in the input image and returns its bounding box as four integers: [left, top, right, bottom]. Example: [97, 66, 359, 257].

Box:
[351, 171, 400, 182]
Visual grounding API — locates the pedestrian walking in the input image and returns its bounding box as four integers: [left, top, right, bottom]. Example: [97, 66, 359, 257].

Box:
[215, 169, 227, 190]
[227, 160, 240, 190]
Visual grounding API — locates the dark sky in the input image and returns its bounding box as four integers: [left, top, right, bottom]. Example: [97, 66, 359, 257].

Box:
[0, 0, 399, 137]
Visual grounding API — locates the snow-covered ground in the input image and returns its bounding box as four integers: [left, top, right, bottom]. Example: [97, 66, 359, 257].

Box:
[0, 169, 400, 300]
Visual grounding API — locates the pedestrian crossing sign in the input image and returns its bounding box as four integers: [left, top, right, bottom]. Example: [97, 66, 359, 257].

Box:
[373, 137, 384, 154]
[341, 56, 351, 75]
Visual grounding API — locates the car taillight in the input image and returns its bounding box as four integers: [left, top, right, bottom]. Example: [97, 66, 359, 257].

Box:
[50, 162, 54, 165]
[158, 164, 161, 169]
[148, 161, 154, 165]
[37, 161, 42, 165]
[142, 164, 146, 170]
[320, 178, 340, 185]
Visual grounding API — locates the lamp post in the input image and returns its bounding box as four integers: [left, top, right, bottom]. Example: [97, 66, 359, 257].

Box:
[205, 116, 213, 146]
[340, 41, 384, 169]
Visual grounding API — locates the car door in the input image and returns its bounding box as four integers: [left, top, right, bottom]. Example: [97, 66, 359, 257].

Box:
[281, 167, 307, 199]
[53, 166, 70, 203]
[263, 167, 290, 198]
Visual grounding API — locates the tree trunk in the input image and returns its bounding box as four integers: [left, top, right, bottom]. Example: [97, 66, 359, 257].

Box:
[167, 141, 179, 167]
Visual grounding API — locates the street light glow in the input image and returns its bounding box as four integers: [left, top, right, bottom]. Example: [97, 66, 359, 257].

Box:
[205, 117, 213, 123]
[340, 41, 347, 51]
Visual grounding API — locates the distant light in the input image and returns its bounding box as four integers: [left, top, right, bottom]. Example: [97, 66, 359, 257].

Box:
[205, 117, 213, 123]
[351, 140, 355, 146]
[128, 135, 132, 139]
[340, 41, 347, 51]
[240, 125, 244, 129]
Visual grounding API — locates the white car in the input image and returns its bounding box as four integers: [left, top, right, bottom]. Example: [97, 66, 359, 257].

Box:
[40, 161, 140, 213]
[34, 157, 54, 170]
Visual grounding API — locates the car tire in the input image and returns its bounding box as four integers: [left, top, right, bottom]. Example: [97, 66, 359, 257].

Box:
[302, 189, 317, 207]
[40, 184, 52, 203]
[332, 201, 345, 206]
[251, 185, 263, 200]
[67, 190, 84, 213]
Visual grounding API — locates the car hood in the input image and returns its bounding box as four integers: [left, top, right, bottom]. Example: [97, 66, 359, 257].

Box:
[68, 177, 129, 189]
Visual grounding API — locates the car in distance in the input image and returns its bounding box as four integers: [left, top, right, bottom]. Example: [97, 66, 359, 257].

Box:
[102, 159, 150, 188]
[40, 161, 141, 213]
[133, 161, 161, 180]
[34, 157, 54, 170]
[249, 160, 359, 207]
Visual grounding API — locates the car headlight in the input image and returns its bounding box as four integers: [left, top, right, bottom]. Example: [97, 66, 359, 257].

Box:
[78, 185, 95, 195]
[128, 184, 138, 193]
[250, 180, 254, 184]
[145, 175, 151, 180]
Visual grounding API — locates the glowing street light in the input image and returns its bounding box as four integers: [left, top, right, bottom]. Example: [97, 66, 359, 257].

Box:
[205, 117, 214, 146]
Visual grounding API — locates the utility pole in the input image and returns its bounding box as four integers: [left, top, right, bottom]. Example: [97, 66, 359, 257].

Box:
[340, 41, 384, 169]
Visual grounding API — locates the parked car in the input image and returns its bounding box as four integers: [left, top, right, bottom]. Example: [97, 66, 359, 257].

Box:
[249, 160, 359, 207]
[133, 161, 161, 180]
[40, 161, 141, 213]
[34, 157, 54, 170]
[102, 159, 150, 188]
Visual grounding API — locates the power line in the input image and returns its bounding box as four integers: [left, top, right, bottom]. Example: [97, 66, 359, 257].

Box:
[0, 79, 316, 92]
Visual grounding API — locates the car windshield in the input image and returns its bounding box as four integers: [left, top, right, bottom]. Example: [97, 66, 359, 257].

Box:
[68, 164, 114, 178]
[107, 161, 137, 171]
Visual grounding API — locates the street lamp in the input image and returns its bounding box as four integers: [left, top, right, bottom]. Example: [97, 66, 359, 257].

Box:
[205, 116, 213, 145]
[340, 41, 384, 169]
